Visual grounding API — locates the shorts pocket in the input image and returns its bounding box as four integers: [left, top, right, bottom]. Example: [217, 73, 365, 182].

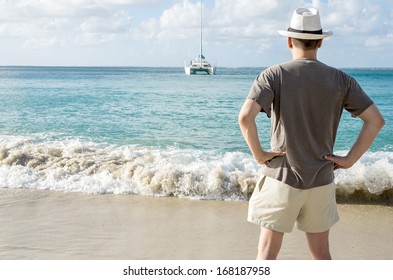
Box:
[257, 175, 267, 191]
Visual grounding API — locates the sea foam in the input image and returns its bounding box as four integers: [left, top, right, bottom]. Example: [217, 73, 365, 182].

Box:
[0, 136, 392, 203]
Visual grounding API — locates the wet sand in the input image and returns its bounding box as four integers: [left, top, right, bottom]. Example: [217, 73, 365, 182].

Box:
[0, 188, 392, 260]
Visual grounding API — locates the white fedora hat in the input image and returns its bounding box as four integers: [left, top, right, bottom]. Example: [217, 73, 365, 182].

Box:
[278, 8, 332, 40]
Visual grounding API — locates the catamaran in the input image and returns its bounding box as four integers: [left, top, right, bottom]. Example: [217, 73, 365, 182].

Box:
[184, 0, 216, 75]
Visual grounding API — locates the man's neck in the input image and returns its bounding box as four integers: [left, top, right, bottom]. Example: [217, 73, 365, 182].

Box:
[291, 49, 318, 60]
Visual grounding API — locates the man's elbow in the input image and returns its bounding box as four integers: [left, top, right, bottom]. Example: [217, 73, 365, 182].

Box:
[374, 107, 385, 130]
[376, 116, 385, 130]
[238, 112, 251, 128]
[369, 114, 385, 133]
[360, 104, 385, 131]
[238, 99, 260, 128]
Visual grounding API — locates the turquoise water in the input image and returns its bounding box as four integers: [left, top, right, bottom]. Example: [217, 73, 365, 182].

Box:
[0, 66, 391, 201]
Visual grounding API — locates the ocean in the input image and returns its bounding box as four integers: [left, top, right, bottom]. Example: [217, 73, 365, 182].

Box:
[0, 66, 391, 203]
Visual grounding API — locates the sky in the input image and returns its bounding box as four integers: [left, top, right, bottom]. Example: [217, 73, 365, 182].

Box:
[0, 0, 392, 68]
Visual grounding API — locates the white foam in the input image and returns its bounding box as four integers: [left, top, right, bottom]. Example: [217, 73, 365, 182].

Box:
[334, 151, 393, 195]
[0, 135, 392, 200]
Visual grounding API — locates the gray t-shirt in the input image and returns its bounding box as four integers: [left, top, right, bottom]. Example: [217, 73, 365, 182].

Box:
[247, 59, 373, 189]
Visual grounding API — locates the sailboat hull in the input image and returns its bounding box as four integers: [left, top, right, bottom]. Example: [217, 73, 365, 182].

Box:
[185, 64, 215, 75]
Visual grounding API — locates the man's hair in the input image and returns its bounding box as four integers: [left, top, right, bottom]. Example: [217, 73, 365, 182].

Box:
[291, 38, 321, 50]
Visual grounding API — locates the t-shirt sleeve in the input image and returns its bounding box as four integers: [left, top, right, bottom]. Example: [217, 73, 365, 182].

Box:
[344, 76, 374, 117]
[247, 70, 275, 118]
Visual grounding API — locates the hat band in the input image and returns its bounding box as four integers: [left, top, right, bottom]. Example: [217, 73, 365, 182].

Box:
[287, 27, 323, 35]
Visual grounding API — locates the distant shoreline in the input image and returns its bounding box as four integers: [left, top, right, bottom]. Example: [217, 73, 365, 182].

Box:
[1, 65, 393, 70]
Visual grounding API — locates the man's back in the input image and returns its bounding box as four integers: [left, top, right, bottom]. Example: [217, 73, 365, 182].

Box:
[248, 59, 373, 188]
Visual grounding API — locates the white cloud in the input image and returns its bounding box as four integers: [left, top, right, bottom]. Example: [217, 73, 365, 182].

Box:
[321, 0, 383, 35]
[0, 0, 138, 47]
[0, 0, 392, 67]
[80, 11, 132, 34]
[132, 0, 293, 42]
[133, 18, 158, 40]
[365, 33, 393, 48]
[74, 33, 117, 46]
[211, 0, 282, 26]
[159, 0, 200, 29]
[133, 0, 201, 41]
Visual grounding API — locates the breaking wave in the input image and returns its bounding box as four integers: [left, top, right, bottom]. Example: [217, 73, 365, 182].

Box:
[0, 135, 392, 204]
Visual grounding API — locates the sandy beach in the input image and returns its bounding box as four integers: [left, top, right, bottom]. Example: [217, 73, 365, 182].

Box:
[0, 188, 392, 260]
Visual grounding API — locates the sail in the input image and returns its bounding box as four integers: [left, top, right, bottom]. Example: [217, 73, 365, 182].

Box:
[184, 0, 216, 75]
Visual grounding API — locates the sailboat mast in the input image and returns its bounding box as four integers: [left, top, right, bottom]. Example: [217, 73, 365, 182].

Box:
[199, 0, 202, 63]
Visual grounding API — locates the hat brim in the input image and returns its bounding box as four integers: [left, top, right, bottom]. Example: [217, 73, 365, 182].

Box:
[278, 30, 332, 40]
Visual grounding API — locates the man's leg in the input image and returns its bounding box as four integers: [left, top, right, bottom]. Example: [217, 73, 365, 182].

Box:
[256, 227, 284, 260]
[305, 230, 331, 260]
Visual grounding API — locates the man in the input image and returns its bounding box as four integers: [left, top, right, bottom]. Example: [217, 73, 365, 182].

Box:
[238, 7, 384, 260]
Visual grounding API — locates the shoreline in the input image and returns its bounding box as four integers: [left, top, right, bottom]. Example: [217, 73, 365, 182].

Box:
[336, 188, 393, 205]
[1, 188, 392, 260]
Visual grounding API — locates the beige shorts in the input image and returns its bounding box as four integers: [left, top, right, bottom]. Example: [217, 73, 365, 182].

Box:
[248, 176, 339, 233]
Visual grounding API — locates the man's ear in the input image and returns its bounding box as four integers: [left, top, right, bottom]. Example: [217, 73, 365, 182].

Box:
[318, 39, 323, 48]
[288, 37, 293, 49]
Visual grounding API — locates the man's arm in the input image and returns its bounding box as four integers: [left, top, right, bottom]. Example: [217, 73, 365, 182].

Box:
[325, 104, 385, 169]
[238, 99, 285, 164]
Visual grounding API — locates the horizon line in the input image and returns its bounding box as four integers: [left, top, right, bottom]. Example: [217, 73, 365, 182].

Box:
[1, 65, 393, 70]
